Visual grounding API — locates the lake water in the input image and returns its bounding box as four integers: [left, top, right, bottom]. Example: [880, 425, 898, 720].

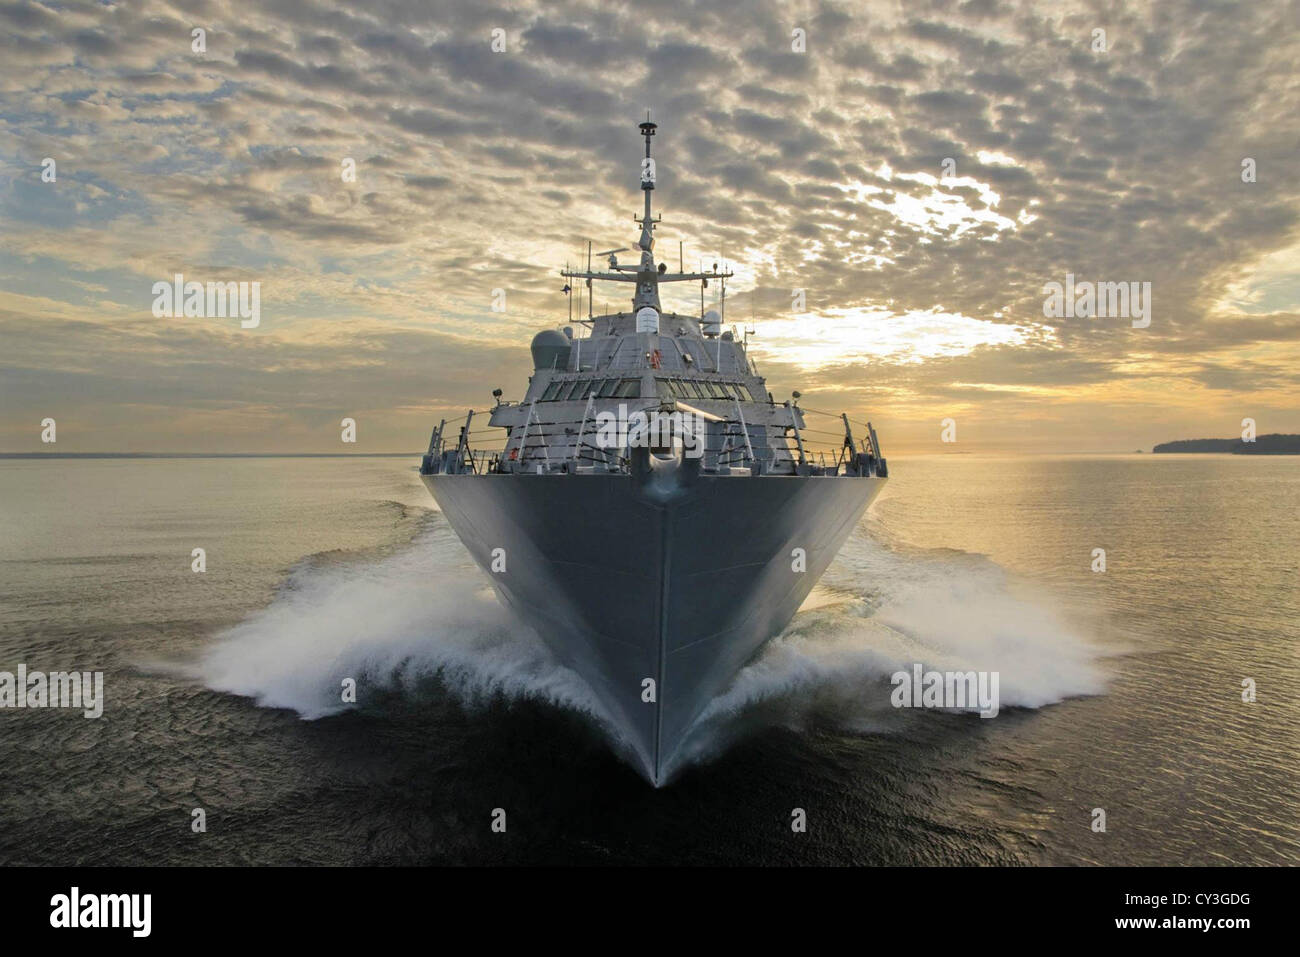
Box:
[1, 454, 1296, 864]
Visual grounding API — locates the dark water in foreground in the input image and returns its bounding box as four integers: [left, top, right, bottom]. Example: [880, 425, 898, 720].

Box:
[0, 454, 1296, 865]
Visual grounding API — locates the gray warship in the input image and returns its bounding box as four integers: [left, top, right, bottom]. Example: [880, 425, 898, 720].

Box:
[420, 119, 888, 785]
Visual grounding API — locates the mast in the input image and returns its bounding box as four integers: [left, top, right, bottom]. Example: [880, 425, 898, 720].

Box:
[634, 115, 661, 312]
[639, 115, 655, 226]
[558, 119, 732, 318]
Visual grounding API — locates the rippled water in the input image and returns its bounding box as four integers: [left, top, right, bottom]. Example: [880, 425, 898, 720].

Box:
[0, 454, 1296, 864]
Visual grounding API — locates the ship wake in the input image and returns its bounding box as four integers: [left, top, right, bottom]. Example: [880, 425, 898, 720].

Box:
[195, 518, 1109, 785]
[193, 522, 636, 755]
[663, 530, 1112, 779]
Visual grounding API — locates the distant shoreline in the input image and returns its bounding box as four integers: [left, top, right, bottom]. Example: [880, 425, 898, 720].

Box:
[1152, 434, 1300, 454]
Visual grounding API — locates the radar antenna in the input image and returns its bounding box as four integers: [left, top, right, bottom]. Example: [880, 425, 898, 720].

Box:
[558, 118, 732, 319]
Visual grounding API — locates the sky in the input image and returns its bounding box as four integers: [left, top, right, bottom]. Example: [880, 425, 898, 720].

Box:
[1, 0, 1297, 454]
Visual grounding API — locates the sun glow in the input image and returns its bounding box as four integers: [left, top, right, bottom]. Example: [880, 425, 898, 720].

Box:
[747, 306, 1047, 370]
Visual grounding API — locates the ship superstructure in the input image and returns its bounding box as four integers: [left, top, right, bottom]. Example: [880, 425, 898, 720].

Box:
[420, 119, 888, 784]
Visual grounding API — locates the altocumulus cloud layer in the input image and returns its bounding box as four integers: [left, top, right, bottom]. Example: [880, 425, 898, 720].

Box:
[0, 0, 1296, 452]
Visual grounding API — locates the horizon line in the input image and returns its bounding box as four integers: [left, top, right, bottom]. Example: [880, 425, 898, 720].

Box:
[2, 449, 1159, 458]
[0, 451, 424, 459]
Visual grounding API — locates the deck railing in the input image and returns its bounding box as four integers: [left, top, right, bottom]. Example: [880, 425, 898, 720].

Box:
[421, 402, 886, 478]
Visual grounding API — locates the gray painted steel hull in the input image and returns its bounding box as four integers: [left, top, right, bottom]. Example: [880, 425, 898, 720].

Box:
[422, 469, 884, 784]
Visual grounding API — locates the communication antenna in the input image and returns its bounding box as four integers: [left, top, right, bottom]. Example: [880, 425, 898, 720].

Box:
[587, 241, 593, 320]
[576, 246, 584, 320]
[719, 249, 727, 325]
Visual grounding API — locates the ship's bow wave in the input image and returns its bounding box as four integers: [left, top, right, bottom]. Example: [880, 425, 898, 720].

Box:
[191, 515, 1108, 785]
[192, 524, 621, 734]
[666, 532, 1111, 778]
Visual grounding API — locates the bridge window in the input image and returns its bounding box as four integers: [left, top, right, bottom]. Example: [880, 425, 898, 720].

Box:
[646, 378, 763, 403]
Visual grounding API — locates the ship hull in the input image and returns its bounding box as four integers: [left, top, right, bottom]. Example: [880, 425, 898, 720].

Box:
[422, 468, 884, 784]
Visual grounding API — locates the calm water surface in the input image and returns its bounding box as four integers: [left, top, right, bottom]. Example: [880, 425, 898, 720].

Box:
[0, 454, 1296, 865]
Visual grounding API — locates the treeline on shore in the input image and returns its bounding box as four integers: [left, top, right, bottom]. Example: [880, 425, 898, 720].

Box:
[1153, 434, 1300, 454]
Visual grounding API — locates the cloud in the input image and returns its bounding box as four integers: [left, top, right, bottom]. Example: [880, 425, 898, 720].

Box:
[0, 0, 1296, 453]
